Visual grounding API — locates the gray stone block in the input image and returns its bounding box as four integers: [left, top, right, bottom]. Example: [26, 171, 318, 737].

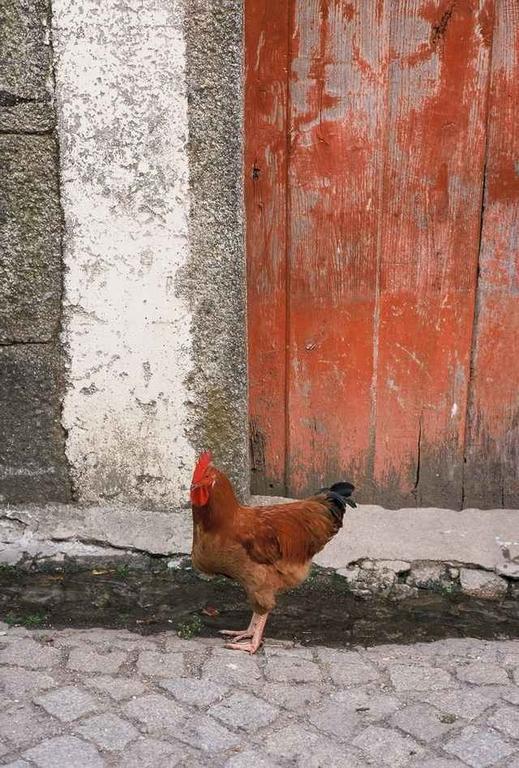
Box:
[0, 704, 59, 749]
[419, 688, 498, 721]
[0, 637, 61, 669]
[0, 135, 62, 342]
[35, 686, 98, 722]
[487, 705, 519, 739]
[0, 344, 70, 503]
[264, 682, 323, 712]
[202, 648, 262, 686]
[225, 751, 282, 768]
[390, 703, 459, 742]
[444, 725, 515, 768]
[352, 725, 424, 766]
[459, 569, 508, 600]
[389, 663, 456, 691]
[264, 655, 322, 684]
[176, 713, 240, 752]
[119, 738, 186, 768]
[86, 675, 146, 701]
[75, 713, 139, 751]
[407, 562, 445, 588]
[1, 761, 32, 768]
[24, 736, 103, 768]
[309, 688, 400, 739]
[456, 662, 509, 686]
[67, 646, 127, 674]
[265, 723, 368, 767]
[317, 649, 380, 686]
[136, 650, 185, 678]
[160, 678, 228, 707]
[208, 691, 279, 732]
[0, 667, 56, 695]
[124, 693, 186, 734]
[0, 0, 55, 132]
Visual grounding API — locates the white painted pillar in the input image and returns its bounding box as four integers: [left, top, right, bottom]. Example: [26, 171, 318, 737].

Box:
[52, 0, 195, 506]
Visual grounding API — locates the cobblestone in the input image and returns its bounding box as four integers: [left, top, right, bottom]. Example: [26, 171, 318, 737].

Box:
[209, 691, 279, 732]
[443, 725, 516, 767]
[75, 713, 138, 751]
[389, 663, 456, 691]
[24, 736, 104, 768]
[0, 627, 517, 767]
[136, 651, 185, 678]
[67, 647, 127, 674]
[456, 662, 509, 686]
[35, 686, 99, 722]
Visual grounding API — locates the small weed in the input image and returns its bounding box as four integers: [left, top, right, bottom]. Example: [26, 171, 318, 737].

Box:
[0, 564, 17, 574]
[176, 614, 203, 639]
[440, 713, 457, 724]
[434, 581, 459, 599]
[115, 565, 130, 578]
[4, 611, 47, 628]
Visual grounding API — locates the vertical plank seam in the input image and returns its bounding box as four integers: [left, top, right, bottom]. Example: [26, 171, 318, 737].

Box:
[461, 4, 496, 509]
[369, 0, 392, 498]
[283, 0, 293, 496]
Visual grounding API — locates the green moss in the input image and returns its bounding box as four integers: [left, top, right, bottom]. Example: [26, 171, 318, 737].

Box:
[176, 614, 203, 639]
[0, 563, 17, 574]
[433, 581, 459, 600]
[4, 611, 47, 627]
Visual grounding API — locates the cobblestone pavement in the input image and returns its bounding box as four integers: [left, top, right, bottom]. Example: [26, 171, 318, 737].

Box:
[0, 623, 518, 767]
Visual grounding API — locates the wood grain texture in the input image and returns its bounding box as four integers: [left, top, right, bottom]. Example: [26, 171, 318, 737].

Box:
[245, 0, 290, 494]
[373, 0, 493, 507]
[246, 0, 517, 508]
[287, 0, 389, 496]
[463, 0, 519, 508]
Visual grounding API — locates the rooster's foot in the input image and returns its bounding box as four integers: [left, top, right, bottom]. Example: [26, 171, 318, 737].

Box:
[224, 639, 263, 655]
[218, 629, 254, 642]
[222, 612, 269, 655]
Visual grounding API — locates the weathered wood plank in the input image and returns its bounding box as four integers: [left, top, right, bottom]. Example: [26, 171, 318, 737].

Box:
[286, 0, 390, 497]
[245, 0, 290, 494]
[464, 0, 519, 508]
[372, 0, 493, 507]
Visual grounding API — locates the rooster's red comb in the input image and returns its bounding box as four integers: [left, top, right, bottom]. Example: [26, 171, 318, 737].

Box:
[192, 451, 213, 483]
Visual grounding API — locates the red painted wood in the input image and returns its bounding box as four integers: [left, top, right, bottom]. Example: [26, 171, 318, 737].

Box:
[246, 0, 517, 508]
[373, 0, 493, 507]
[245, 0, 290, 494]
[286, 0, 389, 496]
[464, 1, 519, 507]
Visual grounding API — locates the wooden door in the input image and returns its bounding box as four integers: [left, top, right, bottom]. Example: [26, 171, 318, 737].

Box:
[246, 0, 519, 508]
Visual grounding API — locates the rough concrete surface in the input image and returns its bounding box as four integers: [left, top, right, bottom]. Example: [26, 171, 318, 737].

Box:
[0, 0, 55, 132]
[0, 503, 517, 583]
[180, 0, 248, 498]
[0, 627, 518, 767]
[314, 505, 519, 572]
[0, 346, 70, 504]
[0, 504, 192, 564]
[52, 0, 195, 508]
[0, 134, 62, 343]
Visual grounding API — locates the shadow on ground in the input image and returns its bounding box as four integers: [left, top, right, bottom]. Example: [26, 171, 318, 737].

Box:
[0, 562, 518, 647]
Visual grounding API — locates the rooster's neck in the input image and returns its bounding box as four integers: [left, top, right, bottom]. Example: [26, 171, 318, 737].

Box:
[193, 470, 239, 532]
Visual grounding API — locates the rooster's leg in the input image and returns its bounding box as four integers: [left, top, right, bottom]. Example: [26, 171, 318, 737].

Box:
[224, 612, 269, 654]
[218, 613, 259, 642]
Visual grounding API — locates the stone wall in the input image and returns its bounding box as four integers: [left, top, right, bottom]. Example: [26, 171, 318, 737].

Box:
[0, 0, 71, 502]
[0, 0, 248, 507]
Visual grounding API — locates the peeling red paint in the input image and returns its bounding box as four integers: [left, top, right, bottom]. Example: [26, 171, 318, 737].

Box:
[246, 0, 518, 508]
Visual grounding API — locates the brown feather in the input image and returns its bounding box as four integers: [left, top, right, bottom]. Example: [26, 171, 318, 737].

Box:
[191, 467, 347, 615]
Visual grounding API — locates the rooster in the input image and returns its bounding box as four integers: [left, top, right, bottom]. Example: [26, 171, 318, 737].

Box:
[190, 451, 356, 653]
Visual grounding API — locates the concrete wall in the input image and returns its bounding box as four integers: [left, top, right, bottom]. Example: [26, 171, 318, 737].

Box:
[0, 0, 248, 508]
